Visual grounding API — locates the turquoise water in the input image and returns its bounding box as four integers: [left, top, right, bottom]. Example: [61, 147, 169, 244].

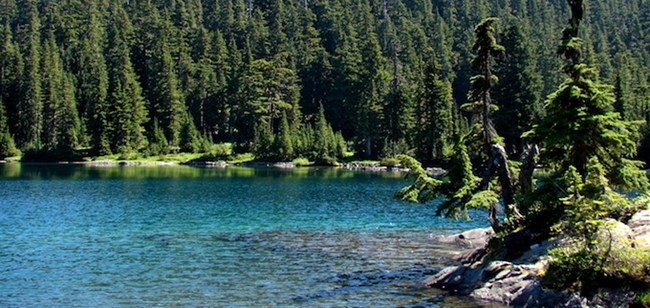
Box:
[0, 164, 488, 307]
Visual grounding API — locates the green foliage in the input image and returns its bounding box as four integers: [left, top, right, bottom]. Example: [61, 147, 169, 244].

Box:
[379, 157, 400, 167]
[0, 99, 18, 158]
[292, 157, 310, 166]
[397, 136, 482, 220]
[545, 235, 650, 291]
[149, 120, 170, 156]
[0, 0, 648, 167]
[463, 17, 505, 155]
[638, 289, 650, 307]
[415, 57, 454, 163]
[543, 154, 650, 291]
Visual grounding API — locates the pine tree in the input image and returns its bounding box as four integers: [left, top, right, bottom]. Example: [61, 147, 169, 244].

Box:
[527, 0, 648, 190]
[355, 0, 389, 158]
[273, 111, 294, 160]
[462, 17, 505, 156]
[415, 57, 454, 163]
[15, 0, 41, 151]
[180, 112, 204, 153]
[0, 97, 17, 158]
[493, 19, 542, 157]
[77, 1, 108, 150]
[238, 55, 300, 149]
[144, 11, 187, 149]
[149, 119, 170, 156]
[106, 4, 148, 154]
[0, 24, 22, 142]
[40, 31, 66, 154]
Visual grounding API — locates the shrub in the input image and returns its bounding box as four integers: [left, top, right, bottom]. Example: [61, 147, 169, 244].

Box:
[292, 157, 310, 166]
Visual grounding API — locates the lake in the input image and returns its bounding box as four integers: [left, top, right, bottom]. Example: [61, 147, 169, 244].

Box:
[0, 164, 489, 307]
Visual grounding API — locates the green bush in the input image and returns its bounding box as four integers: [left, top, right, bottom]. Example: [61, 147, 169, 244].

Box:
[544, 239, 650, 291]
[637, 289, 650, 307]
[292, 157, 310, 166]
[380, 157, 400, 167]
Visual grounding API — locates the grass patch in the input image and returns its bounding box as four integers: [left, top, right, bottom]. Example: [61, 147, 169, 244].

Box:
[637, 289, 650, 307]
[4, 155, 21, 162]
[292, 157, 311, 166]
[89, 152, 205, 163]
[226, 153, 255, 164]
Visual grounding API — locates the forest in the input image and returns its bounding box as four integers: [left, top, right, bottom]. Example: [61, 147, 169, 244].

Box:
[0, 0, 649, 164]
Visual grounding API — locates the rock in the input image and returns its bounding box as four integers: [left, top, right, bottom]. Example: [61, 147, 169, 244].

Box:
[432, 227, 494, 250]
[596, 219, 634, 251]
[425, 222, 643, 307]
[514, 240, 555, 265]
[426, 167, 446, 177]
[628, 210, 650, 249]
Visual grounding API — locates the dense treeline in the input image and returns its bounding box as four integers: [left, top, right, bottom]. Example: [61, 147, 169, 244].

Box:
[0, 0, 649, 163]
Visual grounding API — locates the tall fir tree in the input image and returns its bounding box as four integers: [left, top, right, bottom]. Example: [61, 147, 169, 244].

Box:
[527, 0, 648, 190]
[0, 24, 22, 141]
[0, 97, 17, 158]
[415, 56, 454, 164]
[105, 3, 148, 154]
[15, 0, 41, 151]
[493, 19, 542, 157]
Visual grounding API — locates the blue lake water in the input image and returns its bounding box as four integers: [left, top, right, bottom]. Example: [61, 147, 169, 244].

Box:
[0, 164, 489, 307]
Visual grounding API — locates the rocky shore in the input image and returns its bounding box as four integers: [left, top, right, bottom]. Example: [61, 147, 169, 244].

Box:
[426, 210, 650, 307]
[2, 159, 449, 174]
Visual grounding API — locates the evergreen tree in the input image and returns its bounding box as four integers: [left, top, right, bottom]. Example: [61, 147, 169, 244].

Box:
[149, 119, 170, 156]
[273, 111, 294, 160]
[0, 24, 22, 141]
[77, 1, 108, 149]
[0, 97, 17, 158]
[527, 0, 648, 190]
[238, 55, 300, 149]
[40, 31, 66, 154]
[105, 4, 148, 154]
[15, 0, 41, 151]
[415, 57, 454, 163]
[355, 0, 389, 158]
[493, 19, 542, 157]
[144, 10, 188, 149]
[462, 17, 505, 156]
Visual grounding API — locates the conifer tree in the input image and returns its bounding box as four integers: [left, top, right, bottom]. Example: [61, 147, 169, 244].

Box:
[493, 19, 542, 157]
[527, 0, 648, 190]
[106, 4, 148, 154]
[144, 11, 188, 149]
[149, 119, 170, 156]
[15, 0, 41, 151]
[0, 98, 17, 158]
[273, 111, 294, 160]
[40, 31, 65, 154]
[415, 57, 454, 163]
[0, 24, 22, 140]
[463, 17, 504, 155]
[356, 0, 389, 158]
[77, 1, 108, 150]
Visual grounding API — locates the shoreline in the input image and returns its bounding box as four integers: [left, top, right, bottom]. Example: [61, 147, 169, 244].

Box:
[427, 211, 650, 307]
[0, 159, 447, 175]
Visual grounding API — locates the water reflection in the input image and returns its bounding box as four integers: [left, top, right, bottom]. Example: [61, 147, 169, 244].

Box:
[0, 163, 405, 180]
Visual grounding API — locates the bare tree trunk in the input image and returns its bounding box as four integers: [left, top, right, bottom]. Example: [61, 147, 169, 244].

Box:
[480, 143, 524, 230]
[519, 144, 539, 194]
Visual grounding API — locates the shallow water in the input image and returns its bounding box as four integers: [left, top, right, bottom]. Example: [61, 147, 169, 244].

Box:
[0, 164, 490, 307]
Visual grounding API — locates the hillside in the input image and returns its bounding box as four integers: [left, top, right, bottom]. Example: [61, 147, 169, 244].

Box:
[0, 0, 649, 162]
